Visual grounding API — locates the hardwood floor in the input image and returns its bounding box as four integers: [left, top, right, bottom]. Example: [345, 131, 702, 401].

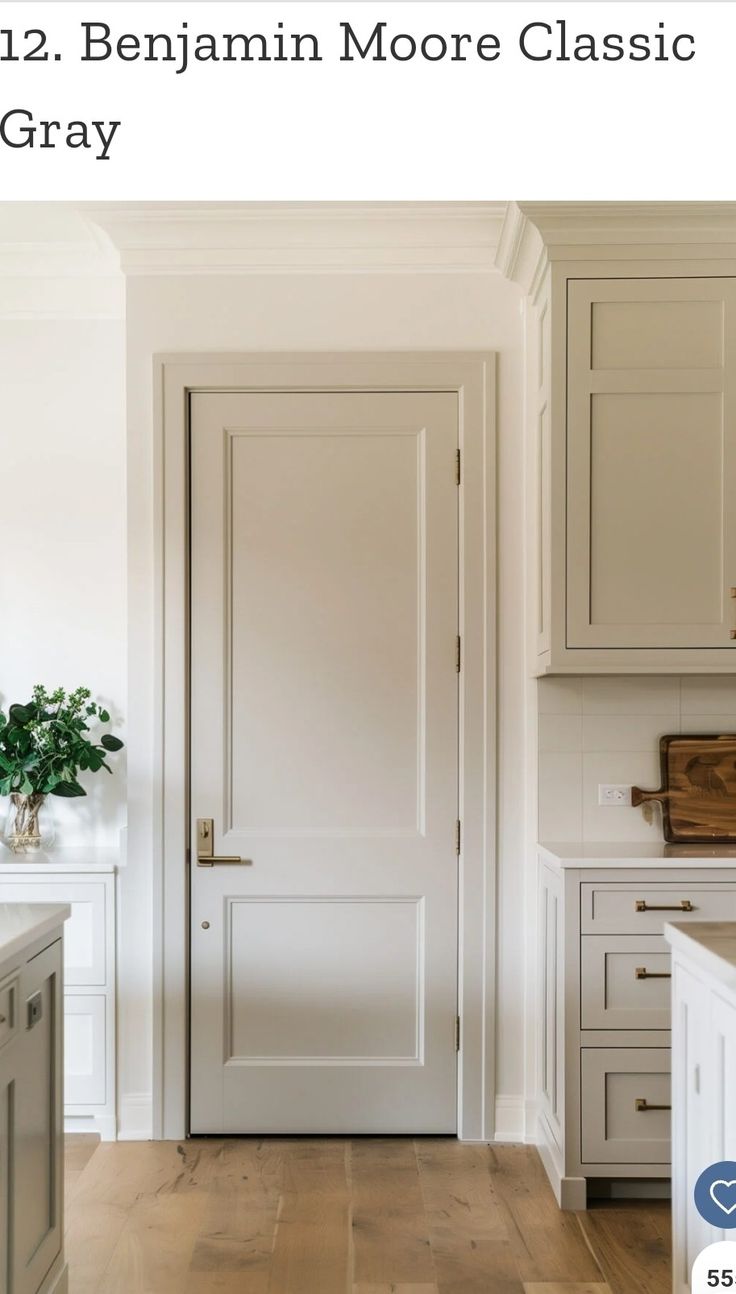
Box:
[63, 1136, 671, 1294]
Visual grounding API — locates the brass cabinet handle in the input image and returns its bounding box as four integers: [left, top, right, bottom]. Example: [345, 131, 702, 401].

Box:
[634, 967, 672, 980]
[635, 1099, 671, 1112]
[635, 899, 694, 912]
[196, 817, 252, 867]
[0, 1015, 6, 1025]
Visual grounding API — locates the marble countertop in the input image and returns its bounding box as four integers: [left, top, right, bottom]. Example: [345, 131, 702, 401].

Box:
[539, 841, 736, 868]
[665, 921, 736, 995]
[0, 903, 70, 966]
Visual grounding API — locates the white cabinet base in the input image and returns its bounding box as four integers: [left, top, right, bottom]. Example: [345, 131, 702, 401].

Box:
[0, 860, 117, 1140]
[65, 1113, 117, 1141]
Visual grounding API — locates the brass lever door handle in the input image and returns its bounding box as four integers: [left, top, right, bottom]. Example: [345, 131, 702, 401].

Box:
[634, 967, 672, 980]
[635, 1099, 671, 1113]
[196, 818, 252, 867]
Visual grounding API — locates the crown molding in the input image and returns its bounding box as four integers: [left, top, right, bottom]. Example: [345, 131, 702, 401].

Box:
[83, 201, 508, 276]
[495, 203, 547, 299]
[497, 201, 736, 295]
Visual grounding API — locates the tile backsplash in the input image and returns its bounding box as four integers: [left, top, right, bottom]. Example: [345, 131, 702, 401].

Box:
[538, 675, 736, 842]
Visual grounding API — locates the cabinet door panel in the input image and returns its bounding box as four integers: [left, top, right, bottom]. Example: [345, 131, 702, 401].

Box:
[0, 1045, 12, 1294]
[0, 882, 106, 985]
[671, 961, 714, 1290]
[65, 995, 106, 1106]
[567, 277, 736, 650]
[14, 940, 63, 1294]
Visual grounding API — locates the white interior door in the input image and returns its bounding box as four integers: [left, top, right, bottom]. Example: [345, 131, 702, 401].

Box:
[189, 390, 459, 1133]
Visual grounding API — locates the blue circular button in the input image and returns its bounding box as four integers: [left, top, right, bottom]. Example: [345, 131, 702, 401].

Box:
[694, 1162, 736, 1228]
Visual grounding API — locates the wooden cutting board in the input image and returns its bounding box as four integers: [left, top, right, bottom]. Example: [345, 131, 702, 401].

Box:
[633, 735, 736, 843]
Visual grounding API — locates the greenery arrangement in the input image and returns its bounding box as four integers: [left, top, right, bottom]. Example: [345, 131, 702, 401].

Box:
[0, 685, 124, 801]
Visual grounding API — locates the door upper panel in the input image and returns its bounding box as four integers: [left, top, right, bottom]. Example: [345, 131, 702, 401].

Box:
[190, 390, 459, 860]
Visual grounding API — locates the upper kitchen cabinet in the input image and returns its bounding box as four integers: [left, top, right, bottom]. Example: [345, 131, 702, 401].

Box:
[498, 203, 736, 674]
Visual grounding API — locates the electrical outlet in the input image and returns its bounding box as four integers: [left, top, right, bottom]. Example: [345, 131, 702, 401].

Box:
[598, 784, 632, 807]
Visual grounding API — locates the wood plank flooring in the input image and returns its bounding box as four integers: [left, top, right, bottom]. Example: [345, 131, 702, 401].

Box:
[63, 1137, 671, 1294]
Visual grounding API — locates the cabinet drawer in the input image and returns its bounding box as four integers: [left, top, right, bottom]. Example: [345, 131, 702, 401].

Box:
[0, 975, 18, 1052]
[581, 936, 671, 1030]
[581, 1048, 671, 1164]
[581, 883, 736, 934]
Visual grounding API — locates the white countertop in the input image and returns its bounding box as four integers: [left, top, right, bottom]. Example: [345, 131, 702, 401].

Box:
[0, 846, 118, 874]
[539, 841, 736, 868]
[665, 921, 736, 995]
[0, 903, 70, 965]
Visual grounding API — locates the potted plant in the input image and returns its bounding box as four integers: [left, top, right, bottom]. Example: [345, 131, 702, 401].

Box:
[0, 685, 124, 853]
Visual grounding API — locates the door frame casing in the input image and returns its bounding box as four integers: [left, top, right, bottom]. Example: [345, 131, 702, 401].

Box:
[153, 352, 496, 1140]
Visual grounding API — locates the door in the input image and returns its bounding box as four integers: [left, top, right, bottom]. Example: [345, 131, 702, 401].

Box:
[189, 390, 459, 1133]
[567, 277, 736, 649]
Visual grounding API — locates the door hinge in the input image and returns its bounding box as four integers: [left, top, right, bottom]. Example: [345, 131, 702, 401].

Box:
[456, 819, 461, 855]
[455, 1015, 461, 1051]
[456, 635, 462, 673]
[456, 448, 461, 486]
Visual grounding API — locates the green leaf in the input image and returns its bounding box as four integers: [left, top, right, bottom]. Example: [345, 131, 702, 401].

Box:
[8, 703, 35, 726]
[100, 734, 124, 752]
[98, 709, 110, 723]
[50, 781, 87, 798]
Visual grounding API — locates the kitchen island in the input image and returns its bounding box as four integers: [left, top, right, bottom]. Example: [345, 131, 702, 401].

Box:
[667, 920, 736, 1294]
[0, 902, 70, 1294]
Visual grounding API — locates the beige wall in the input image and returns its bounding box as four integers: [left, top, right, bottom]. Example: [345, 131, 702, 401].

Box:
[124, 269, 527, 1136]
[538, 675, 736, 842]
[0, 318, 126, 846]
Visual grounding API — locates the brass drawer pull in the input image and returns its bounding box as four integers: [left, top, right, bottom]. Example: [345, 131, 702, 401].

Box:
[635, 899, 694, 912]
[635, 1098, 671, 1113]
[634, 967, 672, 980]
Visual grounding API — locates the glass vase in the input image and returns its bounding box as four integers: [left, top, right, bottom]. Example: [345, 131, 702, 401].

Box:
[2, 792, 55, 854]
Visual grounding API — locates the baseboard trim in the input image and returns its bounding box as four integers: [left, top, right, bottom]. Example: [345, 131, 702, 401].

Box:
[537, 1116, 587, 1210]
[493, 1094, 527, 1143]
[65, 1113, 117, 1142]
[118, 1091, 153, 1141]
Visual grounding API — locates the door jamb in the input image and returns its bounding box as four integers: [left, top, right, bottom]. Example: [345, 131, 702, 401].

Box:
[153, 351, 497, 1140]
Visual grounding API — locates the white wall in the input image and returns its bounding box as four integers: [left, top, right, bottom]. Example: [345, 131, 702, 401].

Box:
[124, 270, 527, 1137]
[538, 675, 736, 842]
[0, 316, 126, 846]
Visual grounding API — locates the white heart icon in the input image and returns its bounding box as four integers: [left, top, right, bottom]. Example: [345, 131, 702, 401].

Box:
[709, 1180, 736, 1215]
